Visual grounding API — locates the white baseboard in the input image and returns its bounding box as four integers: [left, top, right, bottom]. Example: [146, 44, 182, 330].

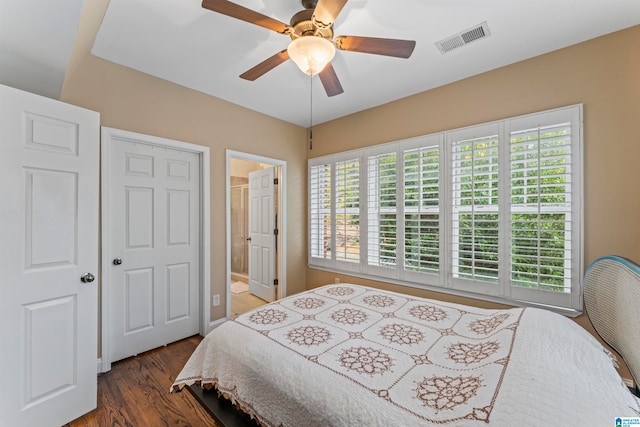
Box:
[96, 322, 228, 376]
[208, 317, 226, 332]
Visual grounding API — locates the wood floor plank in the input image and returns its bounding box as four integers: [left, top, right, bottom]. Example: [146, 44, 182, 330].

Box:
[65, 335, 218, 427]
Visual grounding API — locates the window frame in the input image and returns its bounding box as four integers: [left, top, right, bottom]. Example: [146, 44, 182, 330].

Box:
[504, 107, 583, 310]
[447, 122, 503, 297]
[308, 105, 583, 315]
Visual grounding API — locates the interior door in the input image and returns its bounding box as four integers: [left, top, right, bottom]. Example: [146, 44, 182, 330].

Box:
[248, 167, 276, 302]
[107, 135, 200, 363]
[0, 84, 99, 426]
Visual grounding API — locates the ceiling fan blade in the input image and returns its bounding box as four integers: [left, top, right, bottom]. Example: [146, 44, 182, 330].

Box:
[202, 0, 289, 34]
[335, 36, 416, 58]
[312, 0, 348, 28]
[239, 50, 290, 81]
[318, 62, 344, 97]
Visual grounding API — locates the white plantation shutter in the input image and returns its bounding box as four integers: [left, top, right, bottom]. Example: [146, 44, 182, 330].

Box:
[335, 158, 360, 266]
[510, 124, 572, 289]
[367, 150, 398, 274]
[308, 105, 582, 313]
[450, 127, 501, 293]
[507, 107, 581, 309]
[309, 162, 332, 265]
[403, 138, 441, 283]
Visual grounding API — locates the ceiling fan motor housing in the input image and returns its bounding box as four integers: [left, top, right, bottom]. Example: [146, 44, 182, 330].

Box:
[289, 9, 333, 41]
[301, 0, 318, 9]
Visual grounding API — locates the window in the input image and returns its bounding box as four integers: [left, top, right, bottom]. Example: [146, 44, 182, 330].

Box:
[510, 123, 572, 291]
[367, 150, 398, 272]
[309, 162, 331, 262]
[506, 110, 580, 309]
[451, 130, 500, 285]
[334, 158, 360, 266]
[402, 136, 442, 285]
[308, 105, 583, 313]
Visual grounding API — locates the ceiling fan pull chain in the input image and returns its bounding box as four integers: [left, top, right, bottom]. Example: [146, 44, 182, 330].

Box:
[309, 74, 313, 150]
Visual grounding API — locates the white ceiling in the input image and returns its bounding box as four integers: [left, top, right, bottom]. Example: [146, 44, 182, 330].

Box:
[1, 1, 640, 126]
[0, 0, 83, 99]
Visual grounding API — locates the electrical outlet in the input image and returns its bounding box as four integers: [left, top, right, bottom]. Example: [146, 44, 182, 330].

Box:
[213, 294, 220, 306]
[335, 277, 340, 284]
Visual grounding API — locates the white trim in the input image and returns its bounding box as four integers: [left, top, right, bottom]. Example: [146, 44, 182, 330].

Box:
[307, 159, 334, 269]
[307, 265, 582, 318]
[201, 148, 212, 335]
[209, 317, 227, 330]
[100, 127, 211, 373]
[225, 150, 287, 319]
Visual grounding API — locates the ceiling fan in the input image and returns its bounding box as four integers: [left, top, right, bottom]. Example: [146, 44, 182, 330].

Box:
[201, 0, 417, 97]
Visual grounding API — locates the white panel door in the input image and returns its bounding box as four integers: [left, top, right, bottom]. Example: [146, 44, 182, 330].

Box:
[108, 136, 200, 363]
[0, 84, 99, 426]
[248, 167, 276, 302]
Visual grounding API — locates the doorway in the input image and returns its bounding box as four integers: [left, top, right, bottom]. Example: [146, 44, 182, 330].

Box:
[226, 150, 286, 318]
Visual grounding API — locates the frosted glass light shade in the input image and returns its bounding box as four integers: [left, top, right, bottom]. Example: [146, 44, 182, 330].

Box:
[287, 36, 336, 75]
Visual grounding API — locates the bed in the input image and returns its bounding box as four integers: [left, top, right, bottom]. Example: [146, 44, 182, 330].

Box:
[172, 256, 640, 426]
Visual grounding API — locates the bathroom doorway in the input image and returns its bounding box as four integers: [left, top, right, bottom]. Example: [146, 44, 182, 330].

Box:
[226, 151, 286, 318]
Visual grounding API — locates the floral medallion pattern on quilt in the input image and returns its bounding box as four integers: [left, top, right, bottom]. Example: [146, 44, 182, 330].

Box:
[234, 284, 524, 424]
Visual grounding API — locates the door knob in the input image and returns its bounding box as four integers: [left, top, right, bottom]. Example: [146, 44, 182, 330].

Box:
[80, 272, 95, 283]
[113, 258, 123, 265]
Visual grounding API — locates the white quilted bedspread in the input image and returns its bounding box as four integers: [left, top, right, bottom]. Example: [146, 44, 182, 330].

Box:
[172, 284, 640, 426]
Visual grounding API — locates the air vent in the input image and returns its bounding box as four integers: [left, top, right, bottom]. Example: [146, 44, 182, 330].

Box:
[435, 21, 491, 54]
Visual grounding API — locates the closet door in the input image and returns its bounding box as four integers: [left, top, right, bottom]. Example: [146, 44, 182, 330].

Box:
[106, 134, 200, 363]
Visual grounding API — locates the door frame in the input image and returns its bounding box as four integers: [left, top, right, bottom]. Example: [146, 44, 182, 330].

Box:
[226, 150, 287, 318]
[100, 127, 211, 373]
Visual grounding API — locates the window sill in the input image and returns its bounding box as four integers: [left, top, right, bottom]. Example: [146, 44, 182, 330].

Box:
[307, 264, 583, 318]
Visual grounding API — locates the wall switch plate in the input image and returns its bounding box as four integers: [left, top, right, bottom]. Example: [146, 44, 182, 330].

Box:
[213, 294, 220, 306]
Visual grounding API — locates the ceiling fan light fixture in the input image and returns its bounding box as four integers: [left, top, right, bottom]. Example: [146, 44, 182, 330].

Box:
[287, 36, 335, 76]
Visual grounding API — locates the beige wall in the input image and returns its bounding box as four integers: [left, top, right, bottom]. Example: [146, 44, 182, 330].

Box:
[61, 54, 307, 322]
[306, 25, 640, 380]
[230, 159, 267, 178]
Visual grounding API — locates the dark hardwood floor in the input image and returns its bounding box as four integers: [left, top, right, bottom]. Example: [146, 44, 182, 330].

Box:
[66, 335, 218, 427]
